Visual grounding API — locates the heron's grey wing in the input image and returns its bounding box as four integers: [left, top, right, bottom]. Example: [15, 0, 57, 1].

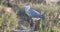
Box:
[28, 9, 42, 18]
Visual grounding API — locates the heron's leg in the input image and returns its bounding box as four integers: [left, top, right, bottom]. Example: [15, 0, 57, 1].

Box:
[33, 20, 40, 31]
[33, 20, 37, 31]
[34, 20, 38, 31]
[36, 20, 40, 30]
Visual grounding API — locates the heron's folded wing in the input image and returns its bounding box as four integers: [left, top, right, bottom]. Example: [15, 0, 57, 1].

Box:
[29, 9, 42, 18]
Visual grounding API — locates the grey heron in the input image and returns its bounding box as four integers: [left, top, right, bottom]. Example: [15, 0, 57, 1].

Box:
[24, 3, 44, 31]
[24, 3, 44, 20]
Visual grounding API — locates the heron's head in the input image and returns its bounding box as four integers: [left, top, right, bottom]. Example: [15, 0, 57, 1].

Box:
[24, 3, 30, 11]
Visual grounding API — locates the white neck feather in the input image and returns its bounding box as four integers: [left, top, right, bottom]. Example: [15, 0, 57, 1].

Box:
[25, 5, 30, 11]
